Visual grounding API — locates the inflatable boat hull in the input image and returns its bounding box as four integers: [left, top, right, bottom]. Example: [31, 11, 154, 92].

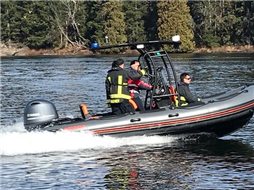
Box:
[24, 85, 254, 137]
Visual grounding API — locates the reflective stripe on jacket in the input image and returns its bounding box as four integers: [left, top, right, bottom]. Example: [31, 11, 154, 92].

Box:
[106, 67, 144, 104]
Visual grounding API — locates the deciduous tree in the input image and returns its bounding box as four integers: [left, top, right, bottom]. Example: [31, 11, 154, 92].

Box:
[49, 0, 87, 49]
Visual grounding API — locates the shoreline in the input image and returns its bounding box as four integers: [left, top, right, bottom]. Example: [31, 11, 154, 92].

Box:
[194, 45, 254, 53]
[1, 43, 254, 57]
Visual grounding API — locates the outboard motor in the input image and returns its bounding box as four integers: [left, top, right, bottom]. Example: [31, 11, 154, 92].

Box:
[24, 99, 58, 131]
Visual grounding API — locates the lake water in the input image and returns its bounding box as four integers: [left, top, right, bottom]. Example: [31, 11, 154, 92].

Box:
[1, 53, 254, 189]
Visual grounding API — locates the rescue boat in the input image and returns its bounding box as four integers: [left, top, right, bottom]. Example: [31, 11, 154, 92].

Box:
[23, 38, 254, 137]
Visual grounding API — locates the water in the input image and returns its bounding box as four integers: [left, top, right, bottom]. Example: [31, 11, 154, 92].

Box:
[1, 53, 254, 189]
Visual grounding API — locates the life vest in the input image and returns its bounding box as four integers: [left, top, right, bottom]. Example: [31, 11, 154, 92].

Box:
[179, 96, 189, 106]
[106, 67, 145, 105]
[168, 85, 190, 107]
[106, 73, 131, 104]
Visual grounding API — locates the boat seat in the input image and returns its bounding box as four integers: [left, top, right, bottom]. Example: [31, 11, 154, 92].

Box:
[151, 85, 176, 109]
[79, 103, 89, 119]
[154, 96, 172, 108]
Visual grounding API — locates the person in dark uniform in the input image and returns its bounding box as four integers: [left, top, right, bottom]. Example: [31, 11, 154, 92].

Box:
[128, 60, 152, 111]
[105, 58, 145, 115]
[177, 72, 204, 106]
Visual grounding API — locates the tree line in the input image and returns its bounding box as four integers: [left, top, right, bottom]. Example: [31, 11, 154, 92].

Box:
[1, 1, 253, 53]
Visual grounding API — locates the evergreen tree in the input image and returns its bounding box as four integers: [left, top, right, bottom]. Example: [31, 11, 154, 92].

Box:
[188, 1, 221, 48]
[230, 1, 245, 45]
[1, 1, 20, 45]
[242, 1, 254, 45]
[144, 1, 158, 41]
[123, 1, 147, 42]
[189, 1, 254, 47]
[188, 1, 203, 47]
[85, 1, 105, 46]
[212, 1, 234, 46]
[1, 0, 252, 51]
[157, 0, 195, 52]
[22, 1, 53, 49]
[1, 1, 54, 49]
[215, 1, 244, 46]
[101, 1, 127, 53]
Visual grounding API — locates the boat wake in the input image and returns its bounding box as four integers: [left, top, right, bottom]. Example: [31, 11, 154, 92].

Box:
[1, 122, 177, 156]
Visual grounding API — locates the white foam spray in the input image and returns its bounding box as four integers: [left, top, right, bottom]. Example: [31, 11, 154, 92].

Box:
[1, 122, 177, 156]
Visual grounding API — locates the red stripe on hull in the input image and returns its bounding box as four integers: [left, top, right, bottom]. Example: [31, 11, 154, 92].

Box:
[63, 124, 86, 130]
[94, 102, 254, 134]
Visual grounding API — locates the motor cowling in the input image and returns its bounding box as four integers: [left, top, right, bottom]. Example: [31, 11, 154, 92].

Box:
[24, 99, 58, 131]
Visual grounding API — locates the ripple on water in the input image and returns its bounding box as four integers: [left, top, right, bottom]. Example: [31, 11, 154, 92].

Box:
[1, 54, 254, 189]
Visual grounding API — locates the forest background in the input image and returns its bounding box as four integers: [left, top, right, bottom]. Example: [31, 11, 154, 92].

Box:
[1, 0, 254, 56]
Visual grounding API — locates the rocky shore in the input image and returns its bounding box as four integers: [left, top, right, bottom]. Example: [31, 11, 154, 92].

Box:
[194, 45, 254, 53]
[0, 43, 93, 57]
[1, 43, 254, 57]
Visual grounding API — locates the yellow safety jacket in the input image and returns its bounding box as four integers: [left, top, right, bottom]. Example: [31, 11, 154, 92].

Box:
[105, 67, 145, 105]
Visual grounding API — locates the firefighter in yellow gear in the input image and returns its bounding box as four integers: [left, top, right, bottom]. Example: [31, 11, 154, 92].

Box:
[105, 58, 145, 115]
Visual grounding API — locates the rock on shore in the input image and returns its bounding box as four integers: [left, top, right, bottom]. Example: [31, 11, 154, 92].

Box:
[0, 43, 93, 56]
[1, 43, 30, 56]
